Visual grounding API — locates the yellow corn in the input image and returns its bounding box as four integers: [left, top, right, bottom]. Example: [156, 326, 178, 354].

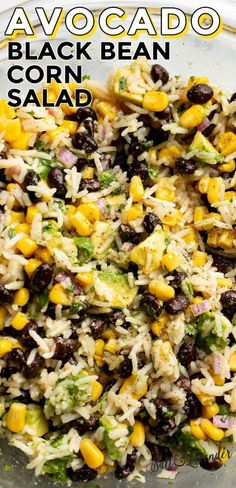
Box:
[129, 176, 144, 203]
[83, 166, 95, 179]
[181, 77, 209, 103]
[196, 175, 210, 194]
[64, 205, 77, 230]
[35, 247, 53, 265]
[119, 375, 147, 400]
[200, 419, 224, 441]
[46, 126, 67, 144]
[70, 211, 93, 236]
[95, 339, 105, 357]
[155, 186, 175, 202]
[11, 312, 29, 331]
[182, 225, 198, 249]
[143, 91, 169, 112]
[13, 288, 30, 307]
[224, 191, 236, 201]
[91, 381, 103, 401]
[1, 118, 22, 143]
[26, 205, 40, 224]
[61, 120, 78, 135]
[190, 420, 206, 440]
[179, 105, 205, 129]
[102, 328, 116, 340]
[80, 438, 104, 469]
[202, 403, 220, 419]
[207, 177, 224, 204]
[15, 223, 31, 234]
[220, 160, 236, 173]
[75, 272, 94, 286]
[149, 280, 175, 301]
[218, 277, 233, 288]
[104, 338, 117, 354]
[151, 313, 169, 336]
[158, 145, 182, 168]
[197, 393, 215, 406]
[10, 211, 25, 224]
[99, 464, 108, 475]
[229, 351, 236, 372]
[218, 131, 236, 156]
[218, 229, 236, 249]
[194, 206, 209, 231]
[0, 99, 16, 120]
[6, 403, 26, 433]
[122, 203, 143, 223]
[16, 237, 38, 257]
[24, 258, 42, 277]
[10, 130, 31, 150]
[0, 339, 13, 357]
[162, 252, 181, 272]
[130, 421, 145, 447]
[212, 374, 225, 386]
[49, 284, 70, 306]
[96, 101, 119, 121]
[77, 203, 100, 223]
[207, 228, 221, 248]
[193, 250, 207, 267]
[0, 307, 7, 331]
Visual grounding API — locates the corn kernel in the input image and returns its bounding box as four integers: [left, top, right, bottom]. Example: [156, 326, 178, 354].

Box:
[229, 351, 236, 372]
[217, 277, 233, 288]
[193, 250, 207, 267]
[212, 374, 225, 386]
[202, 403, 220, 419]
[122, 203, 143, 223]
[151, 313, 169, 336]
[102, 328, 116, 340]
[2, 118, 22, 143]
[182, 225, 198, 249]
[179, 105, 205, 129]
[200, 419, 224, 441]
[26, 205, 40, 225]
[61, 120, 78, 134]
[129, 176, 144, 203]
[99, 464, 108, 475]
[207, 177, 224, 204]
[35, 247, 53, 265]
[143, 91, 169, 112]
[196, 175, 210, 194]
[0, 99, 16, 120]
[207, 228, 222, 248]
[155, 187, 175, 202]
[119, 375, 147, 400]
[16, 237, 38, 257]
[197, 393, 215, 406]
[149, 280, 175, 302]
[162, 252, 181, 272]
[7, 403, 26, 433]
[49, 283, 71, 306]
[130, 421, 145, 447]
[190, 420, 206, 440]
[0, 339, 13, 357]
[10, 211, 25, 224]
[224, 191, 236, 201]
[0, 307, 7, 331]
[24, 258, 42, 277]
[96, 101, 119, 121]
[77, 203, 100, 223]
[10, 130, 31, 150]
[104, 338, 117, 354]
[91, 381, 103, 401]
[80, 438, 104, 469]
[218, 131, 236, 157]
[75, 272, 94, 286]
[83, 166, 95, 179]
[15, 223, 31, 234]
[11, 312, 29, 331]
[46, 126, 67, 144]
[193, 206, 213, 231]
[13, 288, 30, 307]
[158, 145, 182, 167]
[219, 229, 236, 249]
[220, 160, 236, 173]
[70, 211, 93, 236]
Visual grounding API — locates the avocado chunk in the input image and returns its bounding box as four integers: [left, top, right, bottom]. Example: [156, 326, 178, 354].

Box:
[93, 266, 138, 308]
[100, 416, 129, 461]
[43, 457, 71, 483]
[91, 221, 116, 259]
[130, 229, 168, 274]
[25, 405, 49, 437]
[114, 68, 144, 106]
[172, 427, 209, 464]
[195, 311, 232, 353]
[189, 131, 223, 165]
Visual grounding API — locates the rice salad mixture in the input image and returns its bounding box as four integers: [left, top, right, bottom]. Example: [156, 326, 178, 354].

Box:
[0, 60, 236, 483]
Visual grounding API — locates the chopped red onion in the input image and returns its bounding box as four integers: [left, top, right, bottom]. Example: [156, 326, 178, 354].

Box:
[191, 300, 210, 317]
[212, 353, 225, 375]
[197, 117, 210, 133]
[98, 124, 106, 141]
[74, 283, 82, 295]
[56, 149, 77, 168]
[5, 164, 20, 178]
[213, 415, 234, 429]
[96, 198, 107, 217]
[55, 272, 70, 283]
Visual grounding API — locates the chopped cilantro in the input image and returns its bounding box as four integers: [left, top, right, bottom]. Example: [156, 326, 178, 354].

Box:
[74, 237, 94, 265]
[8, 228, 17, 239]
[38, 291, 49, 308]
[3, 464, 12, 472]
[34, 139, 45, 151]
[43, 457, 70, 483]
[185, 322, 198, 337]
[51, 435, 64, 448]
[148, 164, 159, 181]
[119, 76, 127, 91]
[66, 285, 75, 294]
[99, 169, 115, 188]
[143, 140, 155, 149]
[38, 159, 51, 179]
[70, 301, 83, 314]
[112, 184, 122, 195]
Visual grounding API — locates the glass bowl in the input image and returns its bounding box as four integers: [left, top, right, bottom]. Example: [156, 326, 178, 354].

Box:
[0, 1, 236, 487]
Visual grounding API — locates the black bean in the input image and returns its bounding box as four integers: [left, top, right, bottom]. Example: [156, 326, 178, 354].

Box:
[83, 118, 95, 138]
[108, 311, 128, 329]
[47, 167, 66, 198]
[154, 398, 174, 419]
[166, 270, 187, 289]
[76, 107, 98, 123]
[29, 264, 53, 293]
[177, 340, 197, 367]
[155, 106, 172, 121]
[127, 262, 139, 278]
[140, 293, 162, 319]
[175, 158, 197, 175]
[200, 458, 223, 471]
[184, 392, 202, 419]
[6, 348, 26, 371]
[0, 285, 13, 304]
[75, 158, 88, 171]
[212, 254, 234, 274]
[72, 133, 98, 153]
[137, 352, 146, 369]
[0, 367, 16, 379]
[114, 150, 128, 171]
[20, 320, 43, 349]
[17, 389, 33, 404]
[138, 114, 153, 128]
[68, 465, 97, 483]
[45, 303, 56, 319]
[89, 319, 105, 339]
[118, 357, 132, 378]
[146, 443, 172, 462]
[101, 363, 113, 376]
[53, 338, 77, 363]
[127, 162, 149, 183]
[128, 140, 145, 157]
[165, 294, 189, 315]
[230, 93, 236, 103]
[119, 224, 141, 244]
[220, 290, 236, 311]
[176, 375, 191, 392]
[187, 84, 213, 104]
[190, 372, 204, 381]
[143, 213, 162, 234]
[115, 451, 137, 479]
[103, 379, 116, 393]
[151, 64, 169, 85]
[152, 417, 176, 436]
[80, 178, 101, 192]
[24, 354, 44, 378]
[202, 123, 216, 137]
[73, 414, 99, 435]
[148, 127, 169, 146]
[23, 170, 40, 203]
[221, 171, 235, 180]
